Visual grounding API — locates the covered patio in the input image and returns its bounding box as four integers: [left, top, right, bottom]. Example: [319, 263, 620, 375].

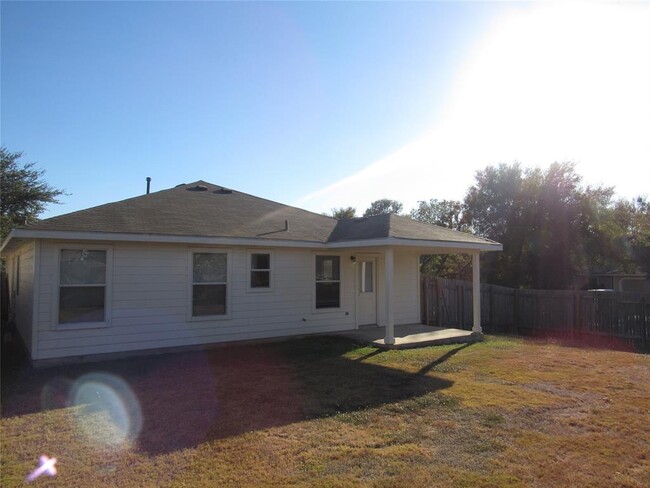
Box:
[327, 214, 502, 349]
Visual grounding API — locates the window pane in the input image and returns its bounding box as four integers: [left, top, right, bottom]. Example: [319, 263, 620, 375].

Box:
[193, 284, 227, 316]
[251, 253, 270, 270]
[316, 282, 340, 308]
[360, 261, 374, 293]
[316, 256, 340, 281]
[59, 286, 105, 323]
[193, 253, 227, 283]
[60, 250, 106, 285]
[251, 271, 270, 288]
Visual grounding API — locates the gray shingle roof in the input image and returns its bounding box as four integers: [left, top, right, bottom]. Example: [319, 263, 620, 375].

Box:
[16, 181, 499, 247]
[329, 214, 499, 246]
[23, 181, 338, 242]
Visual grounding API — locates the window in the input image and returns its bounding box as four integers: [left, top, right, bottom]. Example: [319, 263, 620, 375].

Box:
[249, 252, 271, 289]
[192, 252, 227, 316]
[59, 249, 107, 325]
[315, 255, 340, 309]
[359, 260, 373, 293]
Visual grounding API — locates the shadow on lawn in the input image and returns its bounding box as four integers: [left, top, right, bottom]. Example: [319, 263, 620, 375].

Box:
[1, 336, 454, 455]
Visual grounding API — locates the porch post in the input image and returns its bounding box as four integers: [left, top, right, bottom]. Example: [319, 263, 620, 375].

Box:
[472, 251, 482, 333]
[384, 247, 395, 345]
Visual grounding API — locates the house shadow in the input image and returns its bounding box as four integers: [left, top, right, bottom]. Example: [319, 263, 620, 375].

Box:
[1, 336, 454, 456]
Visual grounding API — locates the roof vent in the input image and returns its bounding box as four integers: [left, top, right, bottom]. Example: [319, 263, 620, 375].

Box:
[188, 185, 209, 192]
[214, 188, 233, 194]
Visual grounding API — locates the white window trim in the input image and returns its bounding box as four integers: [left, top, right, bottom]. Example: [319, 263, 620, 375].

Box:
[352, 252, 381, 327]
[187, 248, 232, 322]
[52, 244, 113, 331]
[312, 252, 343, 313]
[247, 249, 274, 293]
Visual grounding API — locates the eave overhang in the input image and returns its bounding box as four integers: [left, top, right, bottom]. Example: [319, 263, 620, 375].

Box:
[1, 229, 502, 254]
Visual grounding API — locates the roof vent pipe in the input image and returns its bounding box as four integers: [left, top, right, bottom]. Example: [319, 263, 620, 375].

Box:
[146, 177, 151, 194]
[285, 219, 289, 231]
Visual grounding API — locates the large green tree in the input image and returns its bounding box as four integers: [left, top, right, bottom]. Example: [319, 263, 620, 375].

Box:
[410, 199, 467, 231]
[625, 196, 650, 275]
[1, 148, 65, 241]
[410, 199, 471, 279]
[363, 198, 403, 217]
[463, 161, 638, 289]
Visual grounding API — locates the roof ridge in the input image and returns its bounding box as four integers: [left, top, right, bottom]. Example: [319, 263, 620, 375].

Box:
[212, 184, 337, 223]
[31, 180, 336, 226]
[26, 181, 199, 226]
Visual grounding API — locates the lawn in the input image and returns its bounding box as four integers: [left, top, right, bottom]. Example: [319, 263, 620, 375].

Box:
[1, 335, 649, 487]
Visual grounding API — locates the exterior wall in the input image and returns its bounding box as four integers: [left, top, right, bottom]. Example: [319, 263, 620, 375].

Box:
[393, 249, 421, 325]
[34, 241, 360, 360]
[5, 241, 36, 355]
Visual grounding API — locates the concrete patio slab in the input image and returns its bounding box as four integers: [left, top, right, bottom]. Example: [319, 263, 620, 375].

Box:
[339, 324, 483, 349]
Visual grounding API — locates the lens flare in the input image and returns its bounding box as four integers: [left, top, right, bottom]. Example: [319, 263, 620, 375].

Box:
[69, 372, 142, 449]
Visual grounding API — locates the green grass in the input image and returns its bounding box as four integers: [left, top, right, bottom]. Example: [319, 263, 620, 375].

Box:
[2, 335, 649, 487]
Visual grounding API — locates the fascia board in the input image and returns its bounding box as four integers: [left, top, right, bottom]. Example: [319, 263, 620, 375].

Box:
[6, 229, 502, 252]
[5, 229, 328, 249]
[327, 237, 502, 252]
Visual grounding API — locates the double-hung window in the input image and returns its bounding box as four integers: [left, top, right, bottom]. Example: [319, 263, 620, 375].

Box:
[192, 252, 228, 317]
[58, 249, 108, 326]
[315, 255, 340, 309]
[249, 252, 271, 289]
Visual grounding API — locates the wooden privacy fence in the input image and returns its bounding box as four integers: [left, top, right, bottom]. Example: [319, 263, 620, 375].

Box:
[421, 276, 650, 351]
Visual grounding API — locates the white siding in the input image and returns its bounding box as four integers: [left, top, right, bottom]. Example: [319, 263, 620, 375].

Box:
[6, 241, 36, 355]
[35, 242, 358, 359]
[373, 249, 420, 327]
[393, 249, 421, 325]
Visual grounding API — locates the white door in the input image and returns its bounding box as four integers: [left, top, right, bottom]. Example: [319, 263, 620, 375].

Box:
[357, 258, 377, 326]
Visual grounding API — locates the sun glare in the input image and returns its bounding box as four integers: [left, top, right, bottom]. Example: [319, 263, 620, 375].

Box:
[297, 2, 650, 213]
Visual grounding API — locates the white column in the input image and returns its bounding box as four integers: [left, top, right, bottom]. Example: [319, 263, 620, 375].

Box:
[384, 247, 395, 345]
[472, 251, 482, 333]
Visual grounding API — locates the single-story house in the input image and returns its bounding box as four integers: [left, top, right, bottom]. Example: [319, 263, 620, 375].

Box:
[1, 181, 501, 364]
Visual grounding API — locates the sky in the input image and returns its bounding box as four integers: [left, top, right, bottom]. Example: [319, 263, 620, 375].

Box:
[2, 1, 649, 220]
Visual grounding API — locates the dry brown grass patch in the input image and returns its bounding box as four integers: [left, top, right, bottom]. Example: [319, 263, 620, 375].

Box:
[2, 335, 649, 487]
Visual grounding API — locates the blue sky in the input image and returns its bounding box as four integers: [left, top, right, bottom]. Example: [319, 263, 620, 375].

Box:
[2, 1, 648, 219]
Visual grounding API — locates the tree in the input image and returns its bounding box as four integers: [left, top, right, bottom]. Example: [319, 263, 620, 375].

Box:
[627, 196, 650, 275]
[410, 199, 471, 279]
[463, 162, 531, 286]
[1, 148, 65, 241]
[463, 161, 634, 289]
[330, 206, 356, 219]
[363, 198, 403, 217]
[410, 199, 467, 231]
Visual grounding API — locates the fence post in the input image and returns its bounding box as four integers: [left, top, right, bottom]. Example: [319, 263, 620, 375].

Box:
[642, 296, 647, 351]
[573, 291, 581, 341]
[421, 278, 427, 325]
[436, 278, 442, 327]
[513, 289, 519, 335]
[481, 285, 494, 332]
[456, 285, 465, 329]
